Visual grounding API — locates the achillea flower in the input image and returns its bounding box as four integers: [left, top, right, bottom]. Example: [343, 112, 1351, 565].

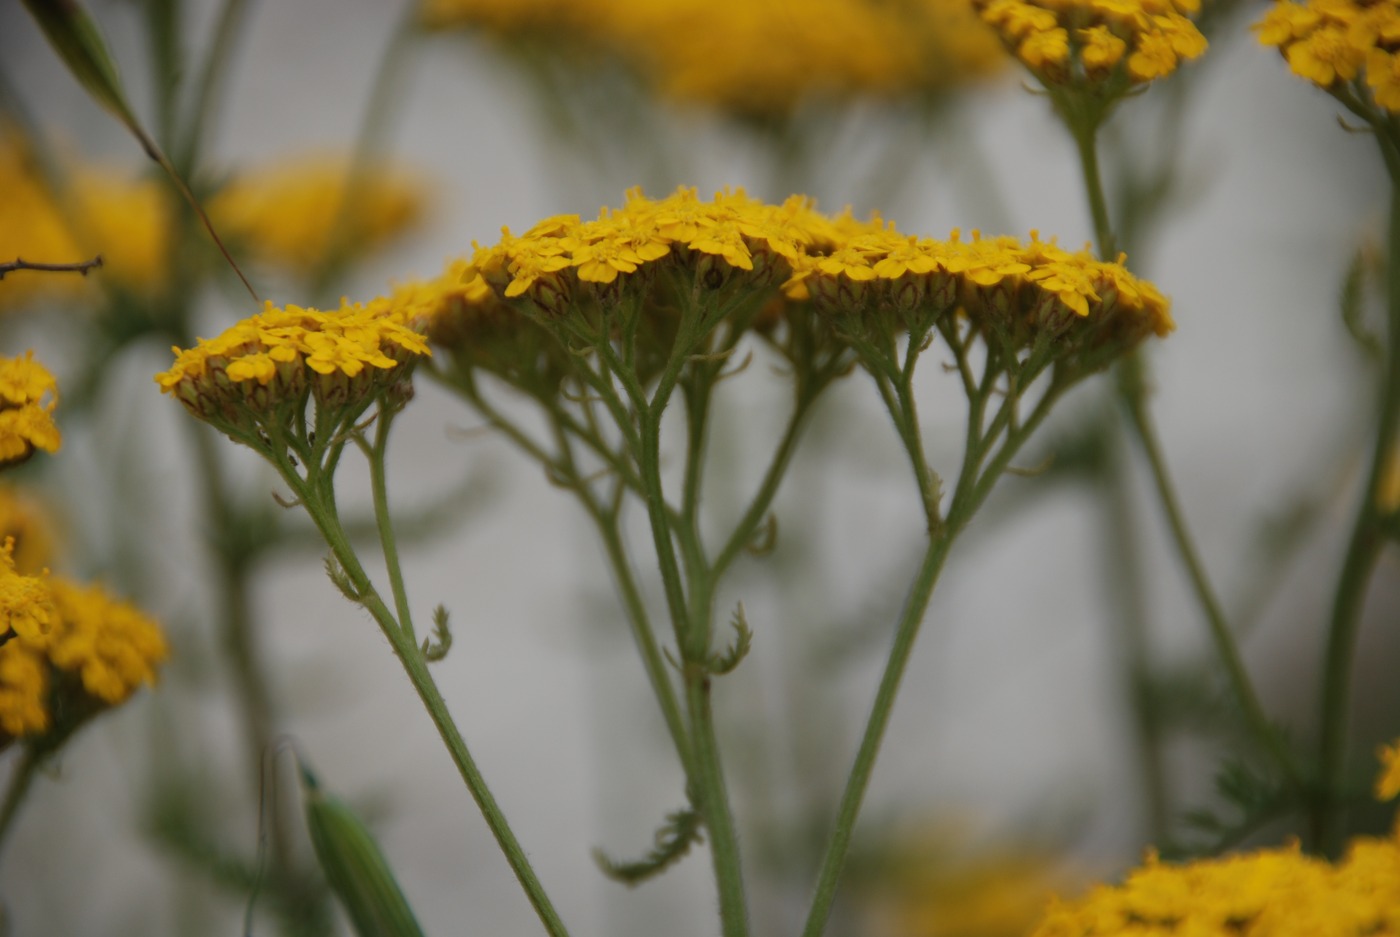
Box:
[460, 187, 818, 317]
[1029, 841, 1400, 936]
[1028, 741, 1400, 937]
[1255, 0, 1400, 112]
[0, 139, 169, 311]
[423, 0, 1005, 118]
[209, 154, 426, 276]
[156, 297, 432, 445]
[429, 187, 1169, 391]
[974, 0, 1206, 86]
[0, 351, 61, 466]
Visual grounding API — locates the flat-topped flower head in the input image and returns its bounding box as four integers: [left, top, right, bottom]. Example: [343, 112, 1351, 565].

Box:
[156, 296, 431, 450]
[788, 220, 1171, 370]
[438, 187, 1170, 393]
[0, 352, 61, 467]
[1029, 743, 1400, 937]
[461, 187, 816, 318]
[975, 0, 1206, 87]
[1255, 0, 1400, 112]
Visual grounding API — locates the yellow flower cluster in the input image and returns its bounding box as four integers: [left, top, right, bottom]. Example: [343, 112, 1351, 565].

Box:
[0, 540, 166, 741]
[1255, 0, 1400, 111]
[438, 187, 1171, 357]
[0, 139, 169, 311]
[0, 540, 54, 644]
[973, 0, 1207, 84]
[156, 297, 433, 436]
[421, 0, 1005, 116]
[0, 352, 61, 467]
[1031, 841, 1400, 936]
[1030, 741, 1400, 937]
[209, 154, 427, 276]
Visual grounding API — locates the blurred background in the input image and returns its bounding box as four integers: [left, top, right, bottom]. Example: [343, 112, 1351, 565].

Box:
[0, 0, 1395, 934]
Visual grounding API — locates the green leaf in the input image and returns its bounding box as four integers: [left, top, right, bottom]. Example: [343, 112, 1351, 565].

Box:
[21, 0, 147, 149]
[707, 604, 753, 675]
[593, 807, 704, 886]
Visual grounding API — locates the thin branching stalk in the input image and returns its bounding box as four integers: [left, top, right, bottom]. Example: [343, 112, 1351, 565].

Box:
[1071, 109, 1304, 797]
[285, 402, 572, 937]
[1314, 154, 1400, 852]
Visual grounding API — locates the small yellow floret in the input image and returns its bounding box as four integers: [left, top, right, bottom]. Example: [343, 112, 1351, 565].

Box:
[0, 352, 60, 465]
[0, 539, 54, 643]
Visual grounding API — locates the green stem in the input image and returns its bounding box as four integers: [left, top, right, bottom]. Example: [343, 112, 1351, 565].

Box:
[711, 386, 819, 578]
[799, 530, 953, 937]
[186, 421, 291, 869]
[293, 434, 571, 937]
[1121, 376, 1304, 795]
[1100, 415, 1170, 842]
[802, 369, 1063, 937]
[1313, 171, 1400, 852]
[1068, 106, 1116, 259]
[686, 674, 749, 937]
[365, 413, 415, 640]
[1070, 94, 1303, 800]
[310, 1, 421, 297]
[0, 746, 42, 857]
[589, 506, 695, 776]
[177, 0, 251, 175]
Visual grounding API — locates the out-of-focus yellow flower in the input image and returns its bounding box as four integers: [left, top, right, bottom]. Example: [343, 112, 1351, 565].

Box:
[209, 154, 426, 276]
[860, 822, 1077, 937]
[0, 571, 167, 745]
[0, 640, 49, 738]
[45, 579, 167, 707]
[1255, 0, 1400, 112]
[1377, 737, 1400, 801]
[422, 0, 1006, 118]
[0, 351, 61, 467]
[975, 0, 1206, 86]
[0, 486, 56, 576]
[0, 138, 170, 311]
